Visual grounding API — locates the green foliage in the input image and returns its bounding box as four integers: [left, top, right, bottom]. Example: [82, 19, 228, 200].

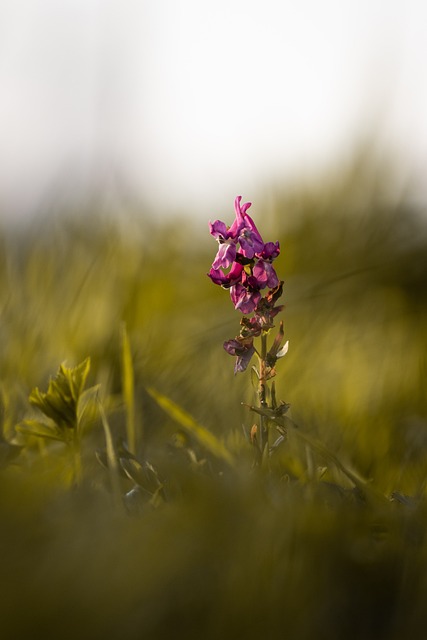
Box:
[16, 418, 67, 442]
[121, 323, 137, 454]
[147, 386, 235, 466]
[97, 398, 123, 508]
[16, 358, 91, 446]
[29, 358, 90, 429]
[0, 160, 426, 638]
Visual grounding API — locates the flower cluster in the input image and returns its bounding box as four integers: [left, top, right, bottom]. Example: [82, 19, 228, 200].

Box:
[208, 196, 280, 314]
[208, 196, 284, 373]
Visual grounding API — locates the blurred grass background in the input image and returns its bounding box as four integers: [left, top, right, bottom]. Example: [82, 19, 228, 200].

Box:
[1, 157, 427, 638]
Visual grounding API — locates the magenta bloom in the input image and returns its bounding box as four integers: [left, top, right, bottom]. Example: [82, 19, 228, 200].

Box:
[208, 195, 281, 314]
[207, 262, 243, 287]
[260, 241, 280, 260]
[209, 220, 237, 269]
[251, 260, 279, 289]
[230, 283, 261, 314]
[209, 196, 251, 269]
[208, 195, 284, 373]
[211, 241, 236, 270]
[230, 195, 252, 235]
[223, 337, 255, 374]
[236, 203, 264, 258]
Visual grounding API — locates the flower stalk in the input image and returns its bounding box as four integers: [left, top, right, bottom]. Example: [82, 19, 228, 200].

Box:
[72, 424, 83, 486]
[258, 332, 268, 452]
[208, 196, 288, 462]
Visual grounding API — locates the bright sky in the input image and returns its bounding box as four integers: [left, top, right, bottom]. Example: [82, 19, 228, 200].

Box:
[0, 0, 426, 220]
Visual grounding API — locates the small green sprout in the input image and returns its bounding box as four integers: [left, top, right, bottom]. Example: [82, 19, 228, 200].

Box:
[28, 357, 91, 433]
[17, 357, 93, 484]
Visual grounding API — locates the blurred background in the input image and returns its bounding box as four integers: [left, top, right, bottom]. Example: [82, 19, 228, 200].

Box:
[0, 0, 426, 221]
[2, 5, 427, 639]
[0, 0, 426, 491]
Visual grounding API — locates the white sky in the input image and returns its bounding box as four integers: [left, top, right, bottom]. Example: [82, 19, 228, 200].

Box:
[0, 0, 426, 220]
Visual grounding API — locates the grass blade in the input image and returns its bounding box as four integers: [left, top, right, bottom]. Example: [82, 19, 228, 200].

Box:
[98, 398, 123, 509]
[147, 387, 234, 466]
[121, 323, 137, 454]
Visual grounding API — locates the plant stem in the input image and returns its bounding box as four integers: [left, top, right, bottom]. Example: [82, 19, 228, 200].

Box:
[72, 425, 82, 486]
[98, 399, 123, 510]
[258, 332, 268, 453]
[121, 323, 137, 455]
[248, 404, 389, 505]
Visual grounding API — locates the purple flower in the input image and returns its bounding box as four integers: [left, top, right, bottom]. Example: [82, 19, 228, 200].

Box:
[209, 196, 252, 268]
[231, 195, 252, 233]
[238, 227, 265, 259]
[260, 241, 280, 260]
[234, 197, 265, 259]
[251, 260, 279, 289]
[208, 195, 282, 316]
[223, 337, 255, 374]
[208, 196, 285, 374]
[230, 283, 261, 314]
[207, 261, 243, 287]
[211, 242, 237, 270]
[208, 219, 230, 241]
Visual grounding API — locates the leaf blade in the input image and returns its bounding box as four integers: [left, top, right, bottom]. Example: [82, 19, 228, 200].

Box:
[121, 323, 136, 454]
[147, 387, 234, 466]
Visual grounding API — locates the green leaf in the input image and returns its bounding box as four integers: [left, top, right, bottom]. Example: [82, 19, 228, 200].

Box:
[261, 440, 270, 470]
[28, 358, 91, 429]
[120, 457, 162, 494]
[147, 387, 235, 466]
[248, 404, 388, 504]
[16, 420, 67, 443]
[119, 456, 146, 485]
[67, 357, 91, 402]
[121, 324, 136, 454]
[77, 384, 101, 429]
[98, 399, 123, 509]
[251, 366, 260, 391]
[29, 388, 64, 425]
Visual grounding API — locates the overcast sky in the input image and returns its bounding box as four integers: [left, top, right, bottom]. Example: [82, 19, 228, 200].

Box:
[0, 0, 426, 220]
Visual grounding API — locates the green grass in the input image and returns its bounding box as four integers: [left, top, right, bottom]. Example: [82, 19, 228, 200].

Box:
[0, 163, 427, 639]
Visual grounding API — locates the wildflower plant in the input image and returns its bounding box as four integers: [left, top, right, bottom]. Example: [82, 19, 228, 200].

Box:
[17, 358, 95, 484]
[207, 197, 388, 499]
[208, 196, 289, 456]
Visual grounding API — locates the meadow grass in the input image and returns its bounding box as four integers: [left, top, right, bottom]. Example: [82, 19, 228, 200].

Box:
[0, 166, 427, 639]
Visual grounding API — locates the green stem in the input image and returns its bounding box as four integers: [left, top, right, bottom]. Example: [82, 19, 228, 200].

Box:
[291, 426, 387, 503]
[248, 405, 388, 504]
[258, 332, 268, 453]
[98, 399, 123, 510]
[72, 424, 82, 486]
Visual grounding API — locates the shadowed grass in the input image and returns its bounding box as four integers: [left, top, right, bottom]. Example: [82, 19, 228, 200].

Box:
[0, 160, 427, 638]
